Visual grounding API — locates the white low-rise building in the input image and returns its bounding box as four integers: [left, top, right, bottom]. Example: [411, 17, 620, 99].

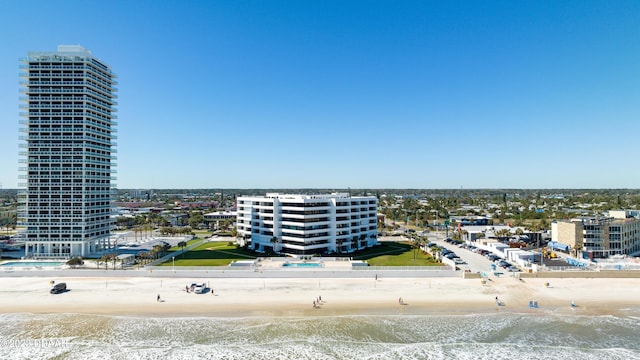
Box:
[204, 211, 237, 229]
[237, 193, 378, 256]
[476, 240, 510, 258]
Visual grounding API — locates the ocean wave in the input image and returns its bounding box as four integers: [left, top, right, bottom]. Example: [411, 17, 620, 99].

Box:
[1, 313, 639, 359]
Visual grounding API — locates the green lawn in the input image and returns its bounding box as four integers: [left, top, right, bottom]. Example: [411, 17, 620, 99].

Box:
[160, 241, 262, 266]
[167, 239, 201, 251]
[353, 242, 442, 266]
[160, 240, 440, 267]
[192, 229, 214, 238]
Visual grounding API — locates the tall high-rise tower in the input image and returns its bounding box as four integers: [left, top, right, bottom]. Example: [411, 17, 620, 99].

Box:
[19, 45, 117, 258]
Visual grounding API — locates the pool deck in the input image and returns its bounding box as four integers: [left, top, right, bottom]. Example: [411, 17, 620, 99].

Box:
[0, 261, 67, 269]
[258, 258, 354, 270]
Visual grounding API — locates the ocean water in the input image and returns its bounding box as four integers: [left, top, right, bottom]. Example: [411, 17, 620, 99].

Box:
[1, 312, 640, 360]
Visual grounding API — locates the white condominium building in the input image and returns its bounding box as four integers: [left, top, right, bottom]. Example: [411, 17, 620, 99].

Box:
[18, 45, 117, 258]
[237, 193, 378, 255]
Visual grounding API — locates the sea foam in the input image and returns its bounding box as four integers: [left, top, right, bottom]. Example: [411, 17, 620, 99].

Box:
[1, 312, 639, 360]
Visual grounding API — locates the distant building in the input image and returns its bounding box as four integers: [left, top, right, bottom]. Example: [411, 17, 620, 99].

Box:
[165, 213, 188, 227]
[450, 215, 490, 226]
[18, 45, 117, 258]
[237, 193, 378, 256]
[204, 211, 236, 221]
[204, 211, 236, 229]
[129, 189, 153, 200]
[552, 211, 640, 259]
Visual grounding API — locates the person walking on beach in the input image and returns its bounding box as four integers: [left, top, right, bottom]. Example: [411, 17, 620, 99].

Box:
[157, 294, 160, 302]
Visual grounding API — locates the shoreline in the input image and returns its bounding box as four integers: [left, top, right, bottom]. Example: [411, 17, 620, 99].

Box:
[0, 275, 639, 317]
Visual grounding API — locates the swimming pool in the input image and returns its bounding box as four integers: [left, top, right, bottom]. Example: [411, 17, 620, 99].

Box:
[1, 261, 65, 267]
[282, 262, 324, 268]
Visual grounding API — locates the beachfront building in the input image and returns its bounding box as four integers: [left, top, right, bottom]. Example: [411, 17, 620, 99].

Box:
[18, 45, 117, 258]
[237, 193, 378, 256]
[552, 210, 640, 259]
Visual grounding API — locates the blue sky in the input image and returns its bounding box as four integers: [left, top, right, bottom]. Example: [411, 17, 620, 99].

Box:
[0, 1, 638, 189]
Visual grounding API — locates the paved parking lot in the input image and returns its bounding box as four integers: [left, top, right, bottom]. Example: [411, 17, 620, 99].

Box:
[423, 233, 518, 274]
[434, 239, 496, 273]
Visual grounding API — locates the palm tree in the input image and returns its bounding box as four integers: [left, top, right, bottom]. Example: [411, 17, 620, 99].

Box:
[137, 251, 149, 266]
[336, 238, 344, 254]
[573, 243, 583, 257]
[177, 241, 187, 252]
[151, 244, 164, 259]
[496, 228, 511, 241]
[143, 251, 152, 265]
[111, 253, 118, 270]
[411, 237, 422, 261]
[99, 254, 112, 270]
[431, 246, 442, 261]
[115, 216, 130, 230]
[540, 219, 549, 231]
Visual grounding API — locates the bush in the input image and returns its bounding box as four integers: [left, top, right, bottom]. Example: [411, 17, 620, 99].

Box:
[67, 256, 84, 266]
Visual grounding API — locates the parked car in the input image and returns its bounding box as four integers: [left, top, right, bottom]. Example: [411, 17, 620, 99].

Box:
[50, 283, 67, 294]
[499, 261, 512, 268]
[193, 283, 206, 294]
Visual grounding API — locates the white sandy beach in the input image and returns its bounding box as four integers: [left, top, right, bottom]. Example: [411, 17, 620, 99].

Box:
[0, 275, 639, 317]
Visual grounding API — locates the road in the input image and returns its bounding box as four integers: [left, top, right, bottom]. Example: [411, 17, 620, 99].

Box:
[0, 267, 460, 279]
[426, 233, 497, 274]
